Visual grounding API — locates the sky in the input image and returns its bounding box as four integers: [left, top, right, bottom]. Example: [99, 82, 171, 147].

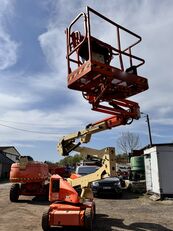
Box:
[0, 0, 173, 162]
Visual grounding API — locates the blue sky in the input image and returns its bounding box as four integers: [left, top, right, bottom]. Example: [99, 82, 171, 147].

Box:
[0, 0, 173, 162]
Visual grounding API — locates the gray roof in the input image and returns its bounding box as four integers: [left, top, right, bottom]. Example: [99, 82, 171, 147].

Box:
[0, 146, 21, 156]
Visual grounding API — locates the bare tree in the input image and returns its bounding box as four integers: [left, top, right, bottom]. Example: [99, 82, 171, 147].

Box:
[117, 131, 140, 155]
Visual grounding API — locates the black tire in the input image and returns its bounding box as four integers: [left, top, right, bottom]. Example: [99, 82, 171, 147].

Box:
[84, 208, 93, 231]
[10, 183, 20, 202]
[92, 202, 96, 220]
[42, 209, 50, 231]
[93, 192, 99, 198]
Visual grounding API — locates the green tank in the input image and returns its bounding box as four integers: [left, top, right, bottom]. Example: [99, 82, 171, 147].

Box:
[130, 156, 144, 171]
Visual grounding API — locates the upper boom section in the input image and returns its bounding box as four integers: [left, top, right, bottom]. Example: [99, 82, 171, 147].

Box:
[58, 105, 140, 156]
[65, 6, 148, 116]
[58, 7, 149, 157]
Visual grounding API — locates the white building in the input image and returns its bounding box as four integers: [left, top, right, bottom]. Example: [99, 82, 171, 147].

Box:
[144, 144, 173, 199]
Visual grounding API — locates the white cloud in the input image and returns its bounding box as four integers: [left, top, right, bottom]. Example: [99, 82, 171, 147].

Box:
[0, 0, 19, 70]
[1, 1, 173, 160]
[32, 1, 173, 146]
[30, 72, 66, 91]
[0, 30, 18, 70]
[0, 73, 43, 113]
[0, 95, 108, 146]
[38, 27, 66, 73]
[0, 93, 27, 109]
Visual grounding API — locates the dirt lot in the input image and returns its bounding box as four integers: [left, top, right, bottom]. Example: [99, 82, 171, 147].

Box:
[0, 182, 173, 231]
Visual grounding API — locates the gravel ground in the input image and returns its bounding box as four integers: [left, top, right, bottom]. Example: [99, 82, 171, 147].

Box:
[0, 182, 173, 231]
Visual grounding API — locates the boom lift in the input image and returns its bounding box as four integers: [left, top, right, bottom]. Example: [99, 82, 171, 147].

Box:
[42, 123, 117, 231]
[9, 156, 49, 202]
[42, 7, 148, 231]
[9, 157, 70, 202]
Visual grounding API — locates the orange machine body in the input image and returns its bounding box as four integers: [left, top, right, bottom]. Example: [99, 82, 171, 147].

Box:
[49, 201, 94, 227]
[10, 162, 49, 183]
[49, 174, 79, 203]
[45, 174, 95, 229]
[9, 160, 49, 201]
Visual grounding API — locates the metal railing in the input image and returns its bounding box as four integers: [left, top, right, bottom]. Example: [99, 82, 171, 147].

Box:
[66, 6, 145, 74]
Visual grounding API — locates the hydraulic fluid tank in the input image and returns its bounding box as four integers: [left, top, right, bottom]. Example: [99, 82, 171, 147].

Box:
[130, 156, 144, 171]
[10, 162, 49, 183]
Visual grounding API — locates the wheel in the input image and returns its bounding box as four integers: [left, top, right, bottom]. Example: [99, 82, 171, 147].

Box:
[42, 209, 50, 231]
[84, 207, 93, 231]
[92, 202, 96, 220]
[116, 192, 123, 198]
[93, 192, 99, 198]
[9, 183, 20, 202]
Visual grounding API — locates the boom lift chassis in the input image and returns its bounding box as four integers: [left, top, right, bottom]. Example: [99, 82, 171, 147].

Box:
[42, 6, 148, 231]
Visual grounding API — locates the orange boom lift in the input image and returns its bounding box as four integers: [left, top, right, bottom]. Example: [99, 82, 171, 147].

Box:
[9, 157, 70, 202]
[42, 7, 148, 230]
[9, 156, 49, 202]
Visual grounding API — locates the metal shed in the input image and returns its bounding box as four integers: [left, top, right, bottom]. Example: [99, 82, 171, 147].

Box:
[0, 146, 21, 179]
[144, 144, 173, 198]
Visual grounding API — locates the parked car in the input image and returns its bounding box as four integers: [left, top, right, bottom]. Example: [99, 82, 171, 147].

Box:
[91, 177, 122, 198]
[75, 165, 122, 198]
[75, 165, 99, 176]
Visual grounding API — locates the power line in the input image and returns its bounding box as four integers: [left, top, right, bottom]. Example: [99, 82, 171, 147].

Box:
[0, 123, 58, 135]
[0, 119, 61, 126]
[0, 119, 43, 126]
[0, 119, 84, 127]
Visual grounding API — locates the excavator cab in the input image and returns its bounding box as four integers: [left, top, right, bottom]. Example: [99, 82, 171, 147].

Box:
[66, 7, 148, 117]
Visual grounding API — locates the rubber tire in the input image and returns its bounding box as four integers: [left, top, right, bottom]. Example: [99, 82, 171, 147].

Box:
[117, 192, 123, 198]
[92, 202, 96, 220]
[42, 210, 50, 231]
[84, 207, 93, 231]
[10, 183, 20, 202]
[93, 192, 99, 198]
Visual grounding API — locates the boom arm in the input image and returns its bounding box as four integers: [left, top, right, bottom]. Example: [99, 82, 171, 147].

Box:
[57, 106, 140, 157]
[57, 109, 140, 200]
[52, 4, 149, 203]
[67, 146, 116, 200]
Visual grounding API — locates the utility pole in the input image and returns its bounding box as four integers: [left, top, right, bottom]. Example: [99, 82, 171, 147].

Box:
[141, 112, 153, 147]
